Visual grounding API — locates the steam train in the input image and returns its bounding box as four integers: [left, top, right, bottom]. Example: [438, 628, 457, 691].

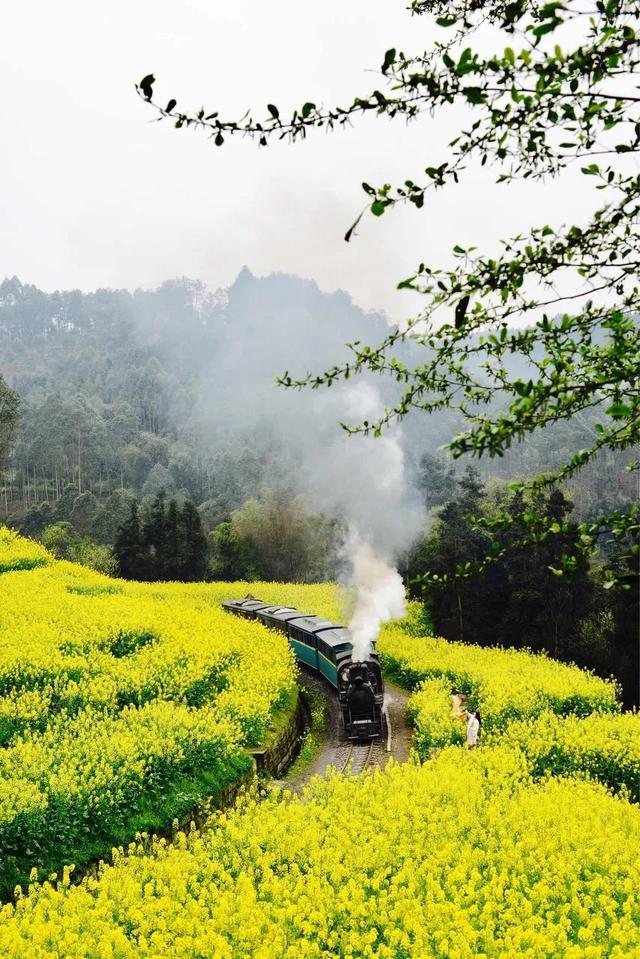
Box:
[222, 597, 385, 740]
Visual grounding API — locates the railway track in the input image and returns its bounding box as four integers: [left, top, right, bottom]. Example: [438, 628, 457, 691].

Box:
[334, 703, 392, 775]
[284, 679, 411, 792]
[336, 737, 387, 775]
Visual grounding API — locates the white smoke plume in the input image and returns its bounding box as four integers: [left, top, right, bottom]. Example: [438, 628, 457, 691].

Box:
[191, 271, 425, 649]
[347, 533, 407, 661]
[307, 383, 418, 657]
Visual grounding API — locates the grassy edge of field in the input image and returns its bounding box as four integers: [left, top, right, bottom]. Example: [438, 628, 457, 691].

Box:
[4, 751, 253, 900]
[285, 684, 329, 779]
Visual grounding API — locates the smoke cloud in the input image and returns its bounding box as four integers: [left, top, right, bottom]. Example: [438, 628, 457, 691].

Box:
[193, 269, 425, 649]
[346, 533, 407, 661]
[302, 383, 422, 657]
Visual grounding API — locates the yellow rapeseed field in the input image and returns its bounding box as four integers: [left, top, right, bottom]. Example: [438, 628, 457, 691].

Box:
[0, 528, 299, 889]
[0, 526, 50, 573]
[488, 709, 640, 799]
[1, 747, 638, 958]
[2, 528, 638, 958]
[379, 625, 619, 740]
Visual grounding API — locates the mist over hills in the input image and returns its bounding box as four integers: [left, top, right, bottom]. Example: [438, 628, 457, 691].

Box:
[0, 269, 633, 534]
[0, 269, 406, 523]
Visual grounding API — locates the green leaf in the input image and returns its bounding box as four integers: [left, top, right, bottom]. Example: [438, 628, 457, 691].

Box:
[371, 200, 386, 217]
[139, 74, 155, 101]
[533, 21, 559, 38]
[301, 101, 316, 119]
[381, 48, 396, 74]
[267, 104, 280, 120]
[165, 99, 177, 113]
[464, 87, 486, 105]
[606, 402, 632, 419]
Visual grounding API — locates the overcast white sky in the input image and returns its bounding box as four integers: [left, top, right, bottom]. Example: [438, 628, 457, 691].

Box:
[1, 1, 594, 320]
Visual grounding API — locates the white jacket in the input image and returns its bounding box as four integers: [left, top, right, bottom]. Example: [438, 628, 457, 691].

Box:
[466, 712, 480, 746]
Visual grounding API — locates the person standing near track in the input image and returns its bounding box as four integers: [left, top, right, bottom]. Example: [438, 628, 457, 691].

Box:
[463, 707, 481, 748]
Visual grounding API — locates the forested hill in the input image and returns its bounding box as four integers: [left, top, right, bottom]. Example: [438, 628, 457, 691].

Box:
[0, 270, 634, 535]
[0, 270, 391, 520]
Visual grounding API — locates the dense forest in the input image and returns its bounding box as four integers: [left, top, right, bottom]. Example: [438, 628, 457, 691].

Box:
[408, 464, 638, 706]
[0, 270, 390, 519]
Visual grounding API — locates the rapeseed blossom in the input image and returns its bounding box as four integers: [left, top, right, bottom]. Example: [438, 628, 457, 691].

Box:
[0, 749, 638, 958]
[379, 624, 619, 741]
[0, 528, 298, 886]
[489, 710, 640, 799]
[1, 527, 637, 958]
[0, 527, 50, 573]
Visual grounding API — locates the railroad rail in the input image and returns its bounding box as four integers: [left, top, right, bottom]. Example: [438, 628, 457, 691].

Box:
[336, 732, 389, 775]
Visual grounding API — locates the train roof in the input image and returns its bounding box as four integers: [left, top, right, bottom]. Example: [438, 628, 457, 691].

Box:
[317, 626, 352, 649]
[289, 615, 339, 635]
[256, 607, 309, 623]
[222, 598, 270, 613]
[221, 598, 247, 610]
[290, 617, 354, 649]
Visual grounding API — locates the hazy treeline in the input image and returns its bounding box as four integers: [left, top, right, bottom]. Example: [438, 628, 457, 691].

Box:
[0, 272, 636, 699]
[1, 272, 634, 532]
[0, 270, 390, 520]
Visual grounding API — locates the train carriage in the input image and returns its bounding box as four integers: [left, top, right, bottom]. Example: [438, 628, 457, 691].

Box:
[221, 598, 271, 619]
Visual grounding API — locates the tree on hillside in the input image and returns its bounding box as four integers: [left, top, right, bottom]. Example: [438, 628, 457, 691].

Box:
[138, 0, 639, 586]
[210, 521, 256, 581]
[413, 466, 507, 644]
[163, 498, 180, 579]
[114, 493, 209, 581]
[0, 374, 19, 476]
[415, 451, 457, 512]
[591, 534, 639, 703]
[114, 501, 144, 579]
[416, 477, 617, 688]
[21, 503, 55, 538]
[497, 487, 593, 658]
[210, 490, 337, 583]
[69, 491, 99, 536]
[176, 500, 209, 580]
[141, 490, 168, 578]
[41, 521, 116, 575]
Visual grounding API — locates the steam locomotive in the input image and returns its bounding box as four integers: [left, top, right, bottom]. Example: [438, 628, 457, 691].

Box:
[222, 597, 385, 740]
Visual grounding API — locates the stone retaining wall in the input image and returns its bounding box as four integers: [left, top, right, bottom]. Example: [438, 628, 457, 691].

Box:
[249, 691, 310, 777]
